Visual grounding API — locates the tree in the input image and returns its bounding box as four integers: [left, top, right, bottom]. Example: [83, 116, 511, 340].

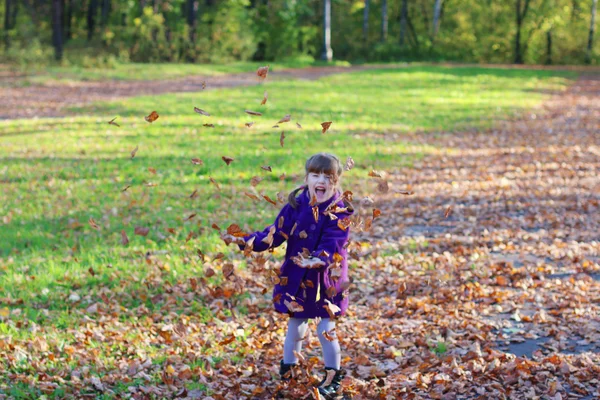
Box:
[363, 0, 369, 42]
[586, 0, 598, 63]
[432, 0, 443, 39]
[4, 0, 13, 48]
[381, 0, 388, 41]
[321, 0, 332, 61]
[101, 0, 110, 27]
[87, 0, 99, 41]
[187, 0, 199, 43]
[515, 0, 532, 63]
[52, 0, 64, 60]
[400, 0, 408, 45]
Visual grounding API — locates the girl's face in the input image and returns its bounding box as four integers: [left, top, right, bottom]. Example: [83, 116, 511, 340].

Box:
[305, 171, 336, 204]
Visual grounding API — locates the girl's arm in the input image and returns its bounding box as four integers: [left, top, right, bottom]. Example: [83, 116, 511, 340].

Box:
[237, 204, 294, 253]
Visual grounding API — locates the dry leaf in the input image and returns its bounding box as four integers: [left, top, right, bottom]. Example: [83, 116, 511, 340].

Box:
[227, 224, 248, 237]
[193, 107, 210, 116]
[203, 123, 215, 128]
[191, 158, 203, 165]
[280, 131, 285, 147]
[130, 145, 139, 159]
[108, 117, 120, 127]
[209, 176, 220, 190]
[321, 121, 332, 134]
[148, 167, 157, 175]
[296, 122, 302, 129]
[185, 213, 196, 221]
[222, 156, 234, 166]
[88, 217, 100, 230]
[245, 110, 262, 116]
[257, 65, 269, 79]
[250, 176, 263, 187]
[337, 218, 351, 231]
[134, 226, 149, 236]
[121, 230, 129, 245]
[261, 91, 268, 105]
[263, 195, 277, 206]
[244, 192, 259, 201]
[444, 206, 453, 218]
[323, 299, 341, 319]
[189, 189, 198, 199]
[278, 114, 291, 124]
[345, 156, 355, 171]
[121, 185, 131, 192]
[245, 122, 254, 128]
[373, 209, 381, 219]
[144, 111, 159, 123]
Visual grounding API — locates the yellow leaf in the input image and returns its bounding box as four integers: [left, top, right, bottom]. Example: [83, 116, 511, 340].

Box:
[0, 307, 9, 318]
[165, 365, 175, 374]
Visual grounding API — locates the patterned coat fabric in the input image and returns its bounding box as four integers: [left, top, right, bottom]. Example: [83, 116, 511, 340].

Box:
[240, 188, 353, 319]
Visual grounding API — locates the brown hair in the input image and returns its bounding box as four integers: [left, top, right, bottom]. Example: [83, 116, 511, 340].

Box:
[288, 153, 344, 209]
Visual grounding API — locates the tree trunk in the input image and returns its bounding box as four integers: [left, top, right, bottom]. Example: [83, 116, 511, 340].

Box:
[545, 29, 552, 64]
[65, 0, 72, 40]
[101, 0, 110, 27]
[52, 0, 64, 61]
[363, 0, 369, 42]
[140, 0, 146, 15]
[381, 0, 387, 41]
[321, 0, 332, 61]
[187, 0, 199, 43]
[514, 0, 531, 64]
[432, 0, 443, 39]
[400, 0, 408, 45]
[87, 0, 98, 41]
[4, 0, 11, 48]
[586, 0, 598, 64]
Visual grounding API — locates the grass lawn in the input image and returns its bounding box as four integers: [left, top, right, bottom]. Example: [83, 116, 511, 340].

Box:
[0, 65, 575, 397]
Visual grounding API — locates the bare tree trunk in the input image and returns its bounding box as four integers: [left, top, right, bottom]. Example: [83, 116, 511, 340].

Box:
[400, 0, 408, 45]
[52, 0, 64, 61]
[140, 0, 146, 15]
[101, 0, 110, 27]
[363, 0, 369, 42]
[187, 0, 199, 43]
[514, 0, 531, 64]
[586, 0, 598, 64]
[321, 0, 332, 61]
[87, 0, 98, 41]
[65, 0, 73, 41]
[4, 0, 11, 48]
[381, 0, 388, 41]
[546, 29, 552, 64]
[432, 0, 443, 39]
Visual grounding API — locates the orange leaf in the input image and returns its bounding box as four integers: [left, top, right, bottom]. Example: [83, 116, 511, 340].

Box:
[263, 195, 277, 206]
[144, 111, 159, 123]
[312, 206, 319, 223]
[257, 65, 269, 79]
[261, 91, 268, 105]
[227, 223, 248, 237]
[337, 218, 351, 231]
[373, 209, 381, 219]
[244, 192, 259, 201]
[148, 167, 157, 174]
[211, 223, 221, 230]
[321, 121, 332, 134]
[444, 206, 452, 218]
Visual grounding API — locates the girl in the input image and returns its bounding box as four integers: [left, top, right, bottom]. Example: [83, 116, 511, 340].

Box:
[223, 153, 353, 399]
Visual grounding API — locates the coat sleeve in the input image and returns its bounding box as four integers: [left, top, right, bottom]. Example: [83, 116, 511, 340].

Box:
[238, 204, 294, 253]
[310, 213, 350, 268]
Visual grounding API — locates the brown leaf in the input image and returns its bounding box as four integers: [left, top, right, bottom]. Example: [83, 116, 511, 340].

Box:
[263, 194, 277, 206]
[88, 217, 100, 230]
[203, 123, 215, 128]
[368, 170, 383, 178]
[257, 65, 269, 79]
[444, 206, 453, 218]
[280, 277, 288, 286]
[205, 267, 215, 278]
[291, 222, 298, 236]
[191, 158, 204, 165]
[261, 91, 268, 105]
[201, 81, 206, 89]
[189, 189, 199, 199]
[222, 156, 234, 165]
[245, 110, 262, 116]
[299, 230, 308, 239]
[222, 263, 235, 279]
[130, 145, 139, 159]
[321, 121, 332, 134]
[261, 165, 272, 172]
[144, 111, 159, 123]
[244, 192, 259, 201]
[296, 122, 302, 129]
[245, 122, 254, 128]
[344, 156, 355, 171]
[108, 117, 120, 127]
[88, 267, 95, 276]
[337, 218, 351, 231]
[211, 223, 221, 231]
[185, 213, 196, 221]
[261, 226, 276, 246]
[134, 226, 149, 236]
[280, 131, 285, 147]
[148, 167, 157, 174]
[312, 206, 319, 223]
[278, 114, 291, 124]
[284, 299, 304, 313]
[121, 185, 131, 192]
[227, 223, 248, 237]
[250, 176, 264, 186]
[323, 299, 341, 319]
[373, 209, 381, 219]
[196, 249, 205, 262]
[209, 176, 220, 190]
[193, 107, 210, 116]
[377, 180, 389, 193]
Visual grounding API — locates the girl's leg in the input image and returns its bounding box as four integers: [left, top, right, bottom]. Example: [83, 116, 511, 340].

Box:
[317, 318, 341, 369]
[283, 317, 309, 364]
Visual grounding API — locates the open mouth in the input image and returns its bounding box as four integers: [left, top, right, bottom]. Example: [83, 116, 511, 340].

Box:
[315, 187, 326, 196]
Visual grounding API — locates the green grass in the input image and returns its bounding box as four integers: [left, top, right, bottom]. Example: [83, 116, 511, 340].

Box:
[0, 64, 576, 396]
[4, 58, 351, 86]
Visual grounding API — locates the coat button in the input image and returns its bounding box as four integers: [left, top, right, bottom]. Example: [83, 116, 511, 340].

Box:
[310, 224, 316, 230]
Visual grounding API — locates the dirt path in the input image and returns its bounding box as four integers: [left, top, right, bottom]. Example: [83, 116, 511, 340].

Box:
[0, 66, 369, 120]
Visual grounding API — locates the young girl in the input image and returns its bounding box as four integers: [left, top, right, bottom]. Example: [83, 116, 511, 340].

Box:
[223, 153, 353, 399]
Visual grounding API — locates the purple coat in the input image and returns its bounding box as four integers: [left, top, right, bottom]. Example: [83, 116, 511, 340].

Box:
[240, 188, 353, 319]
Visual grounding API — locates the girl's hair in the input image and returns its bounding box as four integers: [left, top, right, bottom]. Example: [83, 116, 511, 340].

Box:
[288, 152, 345, 209]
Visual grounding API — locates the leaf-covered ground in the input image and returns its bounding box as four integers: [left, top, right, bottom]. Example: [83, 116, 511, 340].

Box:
[1, 66, 599, 399]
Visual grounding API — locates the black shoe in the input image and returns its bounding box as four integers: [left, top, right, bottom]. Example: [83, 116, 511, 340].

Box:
[317, 367, 347, 399]
[275, 361, 298, 399]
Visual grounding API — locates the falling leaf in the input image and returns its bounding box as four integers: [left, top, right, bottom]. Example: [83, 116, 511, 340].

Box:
[263, 195, 277, 206]
[108, 117, 120, 127]
[244, 192, 259, 201]
[245, 122, 254, 128]
[185, 213, 196, 221]
[373, 209, 381, 219]
[193, 107, 210, 116]
[377, 180, 389, 193]
[203, 123, 215, 128]
[130, 145, 139, 159]
[345, 156, 355, 171]
[261, 226, 276, 246]
[312, 206, 319, 223]
[291, 222, 298, 236]
[321, 121, 332, 134]
[200, 81, 206, 89]
[278, 216, 285, 229]
[250, 176, 264, 187]
[189, 189, 199, 199]
[222, 156, 234, 165]
[280, 131, 285, 147]
[88, 267, 96, 276]
[395, 190, 414, 195]
[191, 158, 203, 165]
[284, 299, 304, 313]
[144, 111, 159, 123]
[322, 328, 336, 342]
[88, 217, 100, 230]
[272, 124, 279, 128]
[323, 299, 341, 319]
[227, 224, 248, 237]
[121, 185, 131, 192]
[261, 165, 272, 172]
[211, 223, 221, 231]
[256, 65, 269, 79]
[134, 226, 149, 236]
[278, 114, 291, 124]
[280, 277, 288, 286]
[120, 230, 129, 245]
[205, 267, 215, 278]
[368, 170, 383, 178]
[296, 122, 302, 129]
[245, 110, 262, 116]
[310, 194, 318, 206]
[261, 91, 268, 105]
[148, 167, 157, 175]
[337, 218, 351, 231]
[222, 263, 235, 280]
[444, 206, 453, 218]
[209, 176, 220, 190]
